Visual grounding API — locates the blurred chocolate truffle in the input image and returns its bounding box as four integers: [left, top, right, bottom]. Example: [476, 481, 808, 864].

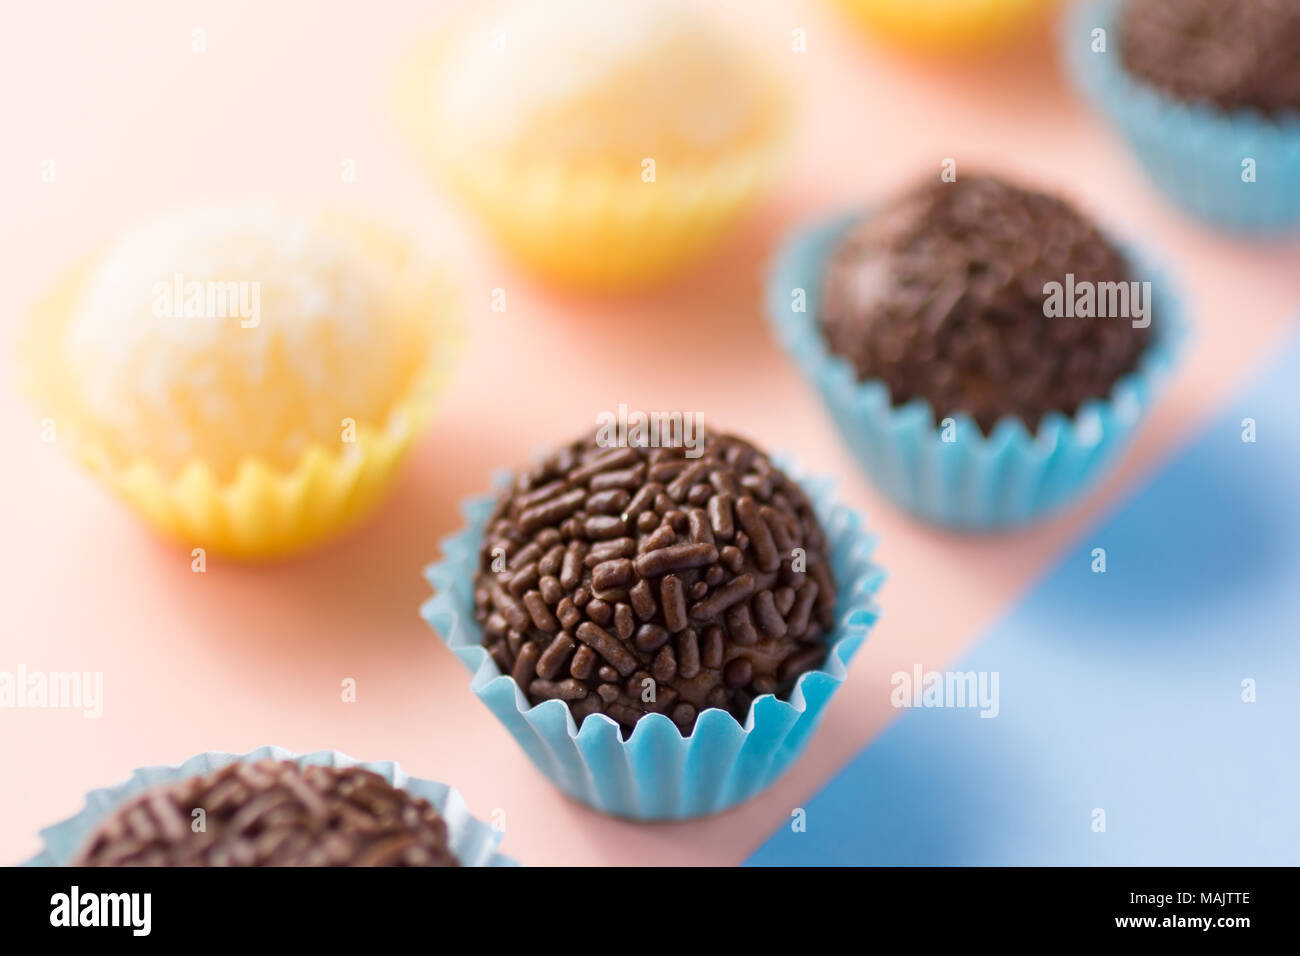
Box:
[820, 175, 1151, 434]
[74, 760, 459, 867]
[474, 429, 837, 734]
[1119, 0, 1300, 115]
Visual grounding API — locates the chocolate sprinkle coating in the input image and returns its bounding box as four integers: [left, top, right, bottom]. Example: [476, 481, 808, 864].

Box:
[1119, 0, 1300, 116]
[73, 760, 459, 866]
[474, 431, 837, 735]
[820, 175, 1150, 434]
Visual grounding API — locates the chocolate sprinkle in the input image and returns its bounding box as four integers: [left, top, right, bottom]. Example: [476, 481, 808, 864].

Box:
[1119, 0, 1300, 116]
[820, 175, 1151, 434]
[474, 430, 837, 735]
[73, 760, 459, 866]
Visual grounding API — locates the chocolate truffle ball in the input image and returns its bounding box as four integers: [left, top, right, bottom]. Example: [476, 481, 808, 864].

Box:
[73, 760, 459, 867]
[1119, 0, 1300, 116]
[820, 175, 1151, 434]
[474, 430, 837, 734]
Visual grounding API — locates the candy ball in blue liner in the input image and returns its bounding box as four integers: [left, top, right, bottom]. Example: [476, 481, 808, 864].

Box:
[1065, 0, 1300, 233]
[24, 746, 517, 867]
[765, 175, 1186, 530]
[423, 433, 884, 820]
[472, 431, 840, 736]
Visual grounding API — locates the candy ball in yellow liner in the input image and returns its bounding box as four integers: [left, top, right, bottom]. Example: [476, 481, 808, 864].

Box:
[27, 205, 456, 560]
[832, 0, 1056, 54]
[400, 0, 789, 290]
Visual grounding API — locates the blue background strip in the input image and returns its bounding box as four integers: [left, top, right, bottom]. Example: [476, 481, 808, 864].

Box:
[747, 330, 1300, 866]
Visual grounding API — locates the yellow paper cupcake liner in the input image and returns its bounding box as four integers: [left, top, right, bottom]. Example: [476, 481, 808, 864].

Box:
[396, 36, 790, 290]
[833, 0, 1054, 52]
[21, 220, 459, 561]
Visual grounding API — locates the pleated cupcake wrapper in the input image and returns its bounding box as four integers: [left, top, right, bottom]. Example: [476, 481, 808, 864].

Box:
[68, 361, 446, 561]
[1065, 0, 1300, 233]
[20, 229, 459, 561]
[22, 745, 517, 867]
[395, 34, 790, 290]
[421, 463, 884, 821]
[833, 0, 1054, 52]
[766, 211, 1187, 530]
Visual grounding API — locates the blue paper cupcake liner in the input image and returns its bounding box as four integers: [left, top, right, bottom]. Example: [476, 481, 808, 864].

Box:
[421, 461, 884, 821]
[22, 745, 517, 867]
[765, 211, 1186, 531]
[1065, 0, 1300, 233]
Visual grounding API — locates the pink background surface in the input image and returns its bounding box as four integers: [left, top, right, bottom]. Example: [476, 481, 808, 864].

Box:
[2, 0, 1297, 866]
